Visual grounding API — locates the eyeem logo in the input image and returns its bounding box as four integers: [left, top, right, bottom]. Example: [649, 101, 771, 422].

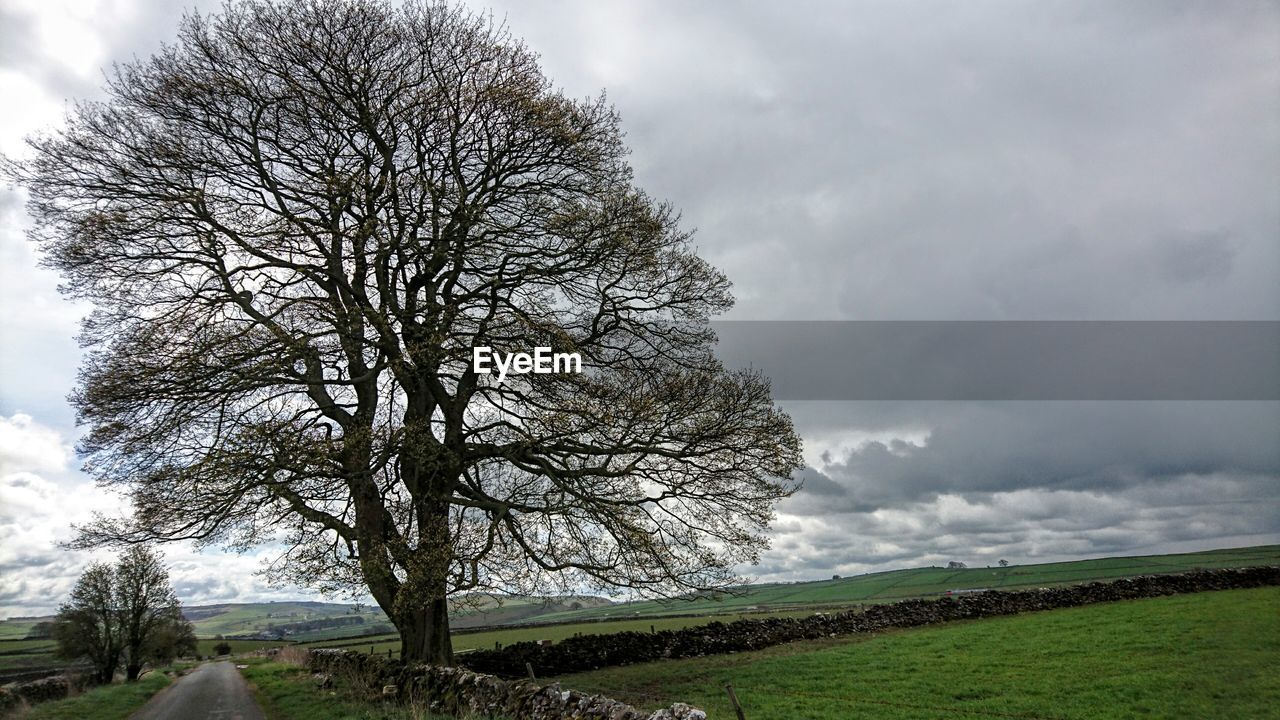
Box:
[472, 347, 582, 384]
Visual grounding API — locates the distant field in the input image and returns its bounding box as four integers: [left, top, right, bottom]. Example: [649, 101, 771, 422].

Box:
[0, 638, 58, 676]
[185, 601, 387, 638]
[299, 613, 809, 656]
[195, 638, 289, 656]
[0, 638, 287, 677]
[4, 544, 1276, 670]
[0, 621, 39, 640]
[525, 544, 1280, 623]
[292, 545, 1280, 655]
[553, 586, 1280, 719]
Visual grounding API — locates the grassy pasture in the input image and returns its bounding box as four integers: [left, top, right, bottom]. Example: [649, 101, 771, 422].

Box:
[0, 621, 40, 641]
[185, 601, 387, 638]
[299, 613, 809, 656]
[0, 639, 56, 653]
[551, 586, 1280, 719]
[525, 544, 1280, 623]
[0, 639, 58, 675]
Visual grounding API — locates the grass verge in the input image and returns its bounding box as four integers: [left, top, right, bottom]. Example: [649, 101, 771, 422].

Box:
[240, 657, 460, 720]
[552, 586, 1280, 720]
[16, 672, 171, 720]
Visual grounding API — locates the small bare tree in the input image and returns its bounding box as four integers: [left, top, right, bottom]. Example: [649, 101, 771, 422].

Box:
[53, 548, 192, 682]
[7, 0, 802, 664]
[54, 564, 120, 684]
[116, 546, 192, 679]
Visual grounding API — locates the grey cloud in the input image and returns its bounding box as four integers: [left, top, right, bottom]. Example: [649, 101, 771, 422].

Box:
[172, 576, 247, 602]
[756, 474, 1280, 581]
[488, 0, 1279, 322]
[1156, 231, 1236, 284]
[785, 401, 1280, 512]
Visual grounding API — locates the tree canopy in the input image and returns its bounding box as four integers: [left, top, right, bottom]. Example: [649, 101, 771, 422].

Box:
[8, 0, 802, 663]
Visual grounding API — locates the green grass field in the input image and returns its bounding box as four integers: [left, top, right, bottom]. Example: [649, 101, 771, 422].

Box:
[3, 544, 1275, 694]
[287, 545, 1280, 660]
[0, 621, 40, 641]
[551, 586, 1280, 719]
[299, 613, 812, 656]
[183, 601, 388, 638]
[0, 639, 59, 675]
[525, 545, 1280, 623]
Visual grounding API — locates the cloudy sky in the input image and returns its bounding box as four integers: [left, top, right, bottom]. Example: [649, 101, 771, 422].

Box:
[1, 0, 1278, 616]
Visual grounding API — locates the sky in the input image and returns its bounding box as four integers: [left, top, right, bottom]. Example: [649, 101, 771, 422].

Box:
[1, 0, 1278, 616]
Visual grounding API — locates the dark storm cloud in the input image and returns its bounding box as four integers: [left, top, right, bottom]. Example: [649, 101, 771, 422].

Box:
[714, 321, 1280, 400]
[490, 0, 1279, 322]
[783, 402, 1280, 512]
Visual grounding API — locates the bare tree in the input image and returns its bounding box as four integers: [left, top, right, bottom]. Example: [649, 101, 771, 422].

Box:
[7, 0, 802, 664]
[52, 549, 193, 682]
[116, 546, 192, 679]
[54, 564, 120, 684]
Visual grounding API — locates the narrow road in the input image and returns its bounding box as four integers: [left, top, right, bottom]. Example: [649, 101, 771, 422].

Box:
[129, 661, 266, 720]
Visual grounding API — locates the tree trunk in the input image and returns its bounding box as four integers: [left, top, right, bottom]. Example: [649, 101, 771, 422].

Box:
[392, 394, 457, 667]
[398, 595, 453, 665]
[393, 491, 455, 666]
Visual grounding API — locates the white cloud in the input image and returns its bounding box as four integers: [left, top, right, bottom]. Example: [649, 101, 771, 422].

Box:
[0, 413, 348, 617]
[755, 475, 1280, 583]
[0, 413, 70, 475]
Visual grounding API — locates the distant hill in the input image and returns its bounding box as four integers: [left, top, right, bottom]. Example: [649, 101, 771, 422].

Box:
[0, 594, 613, 641]
[175, 594, 613, 640]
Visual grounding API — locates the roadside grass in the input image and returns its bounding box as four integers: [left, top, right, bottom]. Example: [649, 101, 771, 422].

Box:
[16, 672, 171, 720]
[551, 586, 1280, 720]
[239, 657, 468, 720]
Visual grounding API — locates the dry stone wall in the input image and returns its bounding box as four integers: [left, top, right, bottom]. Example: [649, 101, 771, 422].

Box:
[308, 650, 706, 720]
[0, 674, 87, 714]
[459, 566, 1280, 678]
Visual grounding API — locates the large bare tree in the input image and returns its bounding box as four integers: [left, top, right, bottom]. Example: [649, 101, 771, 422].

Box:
[8, 0, 802, 664]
